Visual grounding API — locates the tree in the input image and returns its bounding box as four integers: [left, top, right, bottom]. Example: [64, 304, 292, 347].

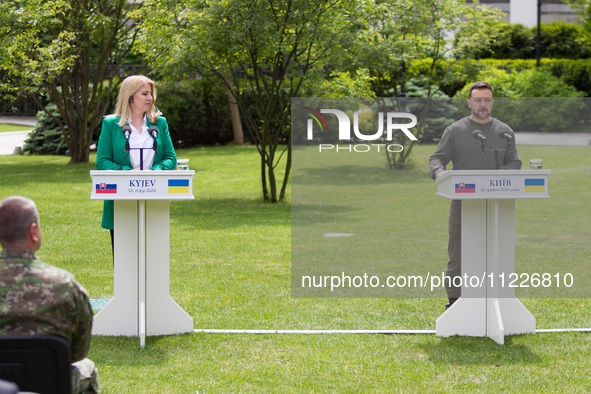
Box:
[135, 0, 362, 202]
[351, 0, 502, 168]
[30, 0, 144, 164]
[0, 0, 74, 115]
[567, 0, 591, 33]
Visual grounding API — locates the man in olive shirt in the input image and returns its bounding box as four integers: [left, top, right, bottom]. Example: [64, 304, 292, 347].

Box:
[0, 196, 99, 393]
[429, 82, 522, 309]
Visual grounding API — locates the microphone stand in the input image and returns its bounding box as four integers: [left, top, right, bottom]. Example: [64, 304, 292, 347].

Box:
[126, 130, 159, 170]
[128, 147, 155, 170]
[120, 141, 131, 170]
[475, 132, 511, 170]
[495, 149, 499, 170]
[483, 148, 507, 170]
[489, 138, 512, 169]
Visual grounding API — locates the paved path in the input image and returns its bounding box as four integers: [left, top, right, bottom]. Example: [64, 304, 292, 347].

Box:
[0, 117, 37, 155]
[0, 130, 33, 155]
[0, 116, 37, 127]
[515, 132, 591, 146]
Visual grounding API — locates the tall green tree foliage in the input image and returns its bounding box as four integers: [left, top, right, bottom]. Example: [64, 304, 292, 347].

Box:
[353, 0, 502, 168]
[567, 0, 591, 32]
[31, 0, 143, 164]
[0, 0, 74, 114]
[136, 0, 362, 203]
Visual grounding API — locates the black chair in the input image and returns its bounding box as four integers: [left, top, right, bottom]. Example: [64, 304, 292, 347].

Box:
[0, 336, 71, 394]
[0, 379, 18, 394]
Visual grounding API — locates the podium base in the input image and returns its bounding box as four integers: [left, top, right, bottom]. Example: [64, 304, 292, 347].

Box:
[92, 296, 193, 336]
[436, 297, 535, 344]
[92, 199, 194, 338]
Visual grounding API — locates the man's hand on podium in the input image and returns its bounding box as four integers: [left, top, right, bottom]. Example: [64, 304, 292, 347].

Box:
[436, 170, 449, 178]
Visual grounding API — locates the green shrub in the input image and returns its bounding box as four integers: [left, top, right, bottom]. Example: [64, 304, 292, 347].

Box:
[454, 67, 586, 132]
[400, 79, 460, 142]
[409, 58, 591, 97]
[543, 59, 591, 97]
[538, 21, 591, 59]
[475, 22, 536, 59]
[454, 67, 584, 97]
[22, 103, 68, 155]
[474, 21, 591, 60]
[155, 78, 234, 147]
[314, 69, 375, 97]
[408, 59, 483, 98]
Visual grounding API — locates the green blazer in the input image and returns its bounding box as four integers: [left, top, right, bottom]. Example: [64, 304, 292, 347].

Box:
[96, 115, 177, 230]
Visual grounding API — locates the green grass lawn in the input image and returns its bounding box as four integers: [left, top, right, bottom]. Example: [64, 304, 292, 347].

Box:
[1, 144, 590, 393]
[0, 124, 33, 133]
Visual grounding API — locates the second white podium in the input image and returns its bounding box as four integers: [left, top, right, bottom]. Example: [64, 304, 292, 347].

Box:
[435, 170, 550, 344]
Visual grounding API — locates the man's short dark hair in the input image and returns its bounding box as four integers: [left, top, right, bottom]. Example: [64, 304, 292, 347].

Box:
[0, 196, 39, 245]
[469, 81, 494, 97]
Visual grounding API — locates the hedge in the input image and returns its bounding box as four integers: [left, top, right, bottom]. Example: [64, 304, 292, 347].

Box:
[409, 58, 591, 97]
[474, 21, 591, 60]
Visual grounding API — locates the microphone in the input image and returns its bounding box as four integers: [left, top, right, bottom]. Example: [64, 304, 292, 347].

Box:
[122, 126, 132, 152]
[472, 129, 486, 154]
[122, 125, 131, 139]
[147, 126, 165, 168]
[148, 126, 158, 139]
[498, 129, 512, 140]
[472, 129, 486, 142]
[148, 126, 159, 152]
[498, 129, 512, 155]
[119, 126, 132, 170]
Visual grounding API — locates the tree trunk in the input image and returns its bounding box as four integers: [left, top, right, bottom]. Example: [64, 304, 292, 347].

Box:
[261, 151, 269, 201]
[224, 77, 244, 145]
[31, 0, 137, 164]
[268, 160, 277, 203]
[279, 139, 291, 202]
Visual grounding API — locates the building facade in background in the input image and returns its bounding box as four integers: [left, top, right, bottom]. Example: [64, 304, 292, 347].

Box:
[468, 0, 578, 27]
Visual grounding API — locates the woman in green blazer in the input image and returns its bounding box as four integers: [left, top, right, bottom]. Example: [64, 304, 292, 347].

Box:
[96, 75, 177, 247]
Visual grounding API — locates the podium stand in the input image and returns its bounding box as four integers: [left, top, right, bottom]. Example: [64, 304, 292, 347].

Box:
[435, 170, 550, 344]
[90, 170, 195, 346]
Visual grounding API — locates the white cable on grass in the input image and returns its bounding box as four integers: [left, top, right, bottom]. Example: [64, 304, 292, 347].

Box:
[194, 329, 435, 334]
[193, 328, 591, 334]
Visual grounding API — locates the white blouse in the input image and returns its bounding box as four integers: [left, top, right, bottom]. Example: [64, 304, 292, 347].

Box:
[128, 115, 155, 169]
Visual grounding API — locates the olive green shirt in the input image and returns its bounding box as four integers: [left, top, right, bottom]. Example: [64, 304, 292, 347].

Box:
[429, 116, 522, 180]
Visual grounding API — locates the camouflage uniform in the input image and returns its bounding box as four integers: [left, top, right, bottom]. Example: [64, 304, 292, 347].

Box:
[0, 249, 99, 394]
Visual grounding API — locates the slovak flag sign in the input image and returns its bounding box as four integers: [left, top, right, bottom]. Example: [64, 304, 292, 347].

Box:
[96, 183, 117, 194]
[455, 182, 475, 193]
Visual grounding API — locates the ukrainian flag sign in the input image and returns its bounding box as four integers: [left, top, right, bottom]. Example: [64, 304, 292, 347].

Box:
[525, 178, 545, 193]
[168, 179, 190, 194]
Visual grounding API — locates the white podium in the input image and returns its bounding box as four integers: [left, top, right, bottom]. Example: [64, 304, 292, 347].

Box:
[90, 170, 195, 345]
[435, 170, 550, 344]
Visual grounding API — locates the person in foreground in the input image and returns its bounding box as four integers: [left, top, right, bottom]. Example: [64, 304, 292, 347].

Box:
[428, 81, 522, 310]
[0, 196, 99, 394]
[96, 74, 177, 250]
